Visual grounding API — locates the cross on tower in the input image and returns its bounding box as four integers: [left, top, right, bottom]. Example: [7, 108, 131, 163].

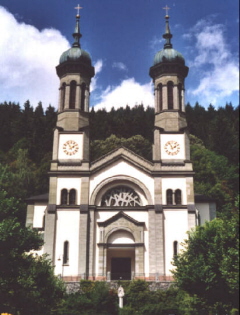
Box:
[74, 4, 83, 16]
[163, 5, 170, 16]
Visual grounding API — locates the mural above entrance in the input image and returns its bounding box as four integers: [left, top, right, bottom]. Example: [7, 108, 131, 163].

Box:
[101, 186, 141, 207]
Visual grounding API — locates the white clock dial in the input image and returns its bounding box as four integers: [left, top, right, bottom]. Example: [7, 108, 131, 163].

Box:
[63, 140, 79, 156]
[164, 140, 180, 156]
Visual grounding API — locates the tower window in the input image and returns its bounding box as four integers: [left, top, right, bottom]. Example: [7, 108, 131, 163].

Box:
[158, 83, 163, 112]
[69, 80, 76, 109]
[178, 83, 182, 111]
[63, 241, 69, 265]
[61, 83, 66, 110]
[81, 83, 86, 111]
[167, 81, 174, 110]
[61, 189, 68, 205]
[69, 189, 76, 205]
[173, 241, 178, 257]
[166, 189, 173, 205]
[175, 189, 182, 205]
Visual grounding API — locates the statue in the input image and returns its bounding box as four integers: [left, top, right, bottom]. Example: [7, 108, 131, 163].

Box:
[118, 285, 125, 308]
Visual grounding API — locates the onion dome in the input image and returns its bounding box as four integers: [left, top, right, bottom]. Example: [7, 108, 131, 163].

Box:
[149, 14, 188, 79]
[59, 14, 92, 66]
[56, 13, 94, 79]
[153, 15, 185, 66]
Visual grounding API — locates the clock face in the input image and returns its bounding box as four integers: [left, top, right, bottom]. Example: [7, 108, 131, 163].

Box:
[63, 140, 79, 156]
[164, 140, 180, 156]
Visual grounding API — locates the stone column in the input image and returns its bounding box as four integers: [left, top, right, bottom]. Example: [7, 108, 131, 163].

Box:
[88, 208, 95, 279]
[135, 245, 144, 277]
[84, 88, 90, 112]
[64, 85, 70, 109]
[58, 88, 62, 111]
[162, 85, 168, 110]
[173, 85, 178, 110]
[182, 89, 185, 112]
[154, 87, 159, 112]
[76, 84, 81, 109]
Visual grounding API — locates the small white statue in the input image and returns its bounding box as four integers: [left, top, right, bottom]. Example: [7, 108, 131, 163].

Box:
[118, 285, 125, 297]
[118, 285, 125, 308]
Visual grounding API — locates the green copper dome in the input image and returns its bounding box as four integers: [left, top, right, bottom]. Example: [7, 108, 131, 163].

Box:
[59, 47, 92, 65]
[153, 15, 185, 66]
[59, 14, 92, 66]
[153, 48, 185, 66]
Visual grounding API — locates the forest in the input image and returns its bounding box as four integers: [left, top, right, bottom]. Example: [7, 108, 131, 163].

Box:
[0, 100, 238, 213]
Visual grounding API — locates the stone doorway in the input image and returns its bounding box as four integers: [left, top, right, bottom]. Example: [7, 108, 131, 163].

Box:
[111, 257, 131, 280]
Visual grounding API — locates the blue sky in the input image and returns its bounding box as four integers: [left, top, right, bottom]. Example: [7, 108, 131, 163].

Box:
[0, 0, 239, 110]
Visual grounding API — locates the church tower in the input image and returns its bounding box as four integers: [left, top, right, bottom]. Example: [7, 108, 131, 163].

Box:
[149, 11, 196, 275]
[44, 10, 95, 275]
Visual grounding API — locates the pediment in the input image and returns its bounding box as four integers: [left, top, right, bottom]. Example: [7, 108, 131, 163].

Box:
[90, 146, 153, 175]
[98, 211, 145, 227]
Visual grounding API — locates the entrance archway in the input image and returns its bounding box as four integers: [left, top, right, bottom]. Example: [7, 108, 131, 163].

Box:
[107, 230, 135, 280]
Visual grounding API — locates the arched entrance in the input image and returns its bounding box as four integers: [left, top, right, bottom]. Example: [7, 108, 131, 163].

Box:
[107, 230, 135, 280]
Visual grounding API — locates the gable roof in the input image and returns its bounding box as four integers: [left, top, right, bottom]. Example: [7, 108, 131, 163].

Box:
[90, 146, 153, 175]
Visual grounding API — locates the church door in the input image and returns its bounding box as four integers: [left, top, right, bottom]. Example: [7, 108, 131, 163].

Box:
[111, 257, 131, 280]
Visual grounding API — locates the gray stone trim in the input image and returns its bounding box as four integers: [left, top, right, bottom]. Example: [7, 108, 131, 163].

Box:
[78, 211, 89, 276]
[43, 211, 57, 262]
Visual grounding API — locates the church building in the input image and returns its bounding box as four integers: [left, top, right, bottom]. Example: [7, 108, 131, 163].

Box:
[26, 10, 216, 281]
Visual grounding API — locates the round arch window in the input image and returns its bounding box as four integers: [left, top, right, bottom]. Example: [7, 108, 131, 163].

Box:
[101, 186, 141, 206]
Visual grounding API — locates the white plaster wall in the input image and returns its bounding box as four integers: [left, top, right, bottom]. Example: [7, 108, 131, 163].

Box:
[90, 160, 154, 205]
[58, 134, 83, 160]
[55, 210, 80, 276]
[162, 177, 187, 204]
[161, 134, 185, 160]
[57, 178, 81, 205]
[164, 209, 188, 274]
[196, 202, 210, 224]
[33, 205, 46, 228]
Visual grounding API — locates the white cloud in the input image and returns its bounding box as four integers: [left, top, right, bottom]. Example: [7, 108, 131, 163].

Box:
[93, 78, 154, 111]
[0, 6, 70, 108]
[112, 62, 128, 72]
[91, 59, 103, 92]
[187, 18, 239, 105]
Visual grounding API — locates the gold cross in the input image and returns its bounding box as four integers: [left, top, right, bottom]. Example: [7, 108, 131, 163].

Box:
[74, 4, 83, 16]
[163, 5, 170, 16]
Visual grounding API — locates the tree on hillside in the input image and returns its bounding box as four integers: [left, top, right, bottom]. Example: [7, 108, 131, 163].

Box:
[0, 189, 64, 314]
[172, 202, 239, 314]
[90, 134, 152, 161]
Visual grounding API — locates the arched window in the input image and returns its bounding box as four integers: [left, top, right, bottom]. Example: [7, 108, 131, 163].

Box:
[175, 189, 182, 205]
[63, 241, 69, 265]
[158, 83, 163, 112]
[61, 189, 68, 205]
[101, 186, 141, 207]
[167, 189, 173, 205]
[81, 83, 86, 111]
[178, 83, 182, 111]
[69, 189, 76, 205]
[61, 83, 66, 110]
[173, 241, 178, 257]
[69, 81, 76, 109]
[167, 81, 174, 110]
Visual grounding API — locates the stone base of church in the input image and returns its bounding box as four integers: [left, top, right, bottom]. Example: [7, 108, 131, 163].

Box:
[64, 279, 174, 294]
[60, 274, 174, 282]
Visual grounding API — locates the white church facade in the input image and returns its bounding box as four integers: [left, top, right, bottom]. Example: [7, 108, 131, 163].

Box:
[26, 12, 216, 281]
